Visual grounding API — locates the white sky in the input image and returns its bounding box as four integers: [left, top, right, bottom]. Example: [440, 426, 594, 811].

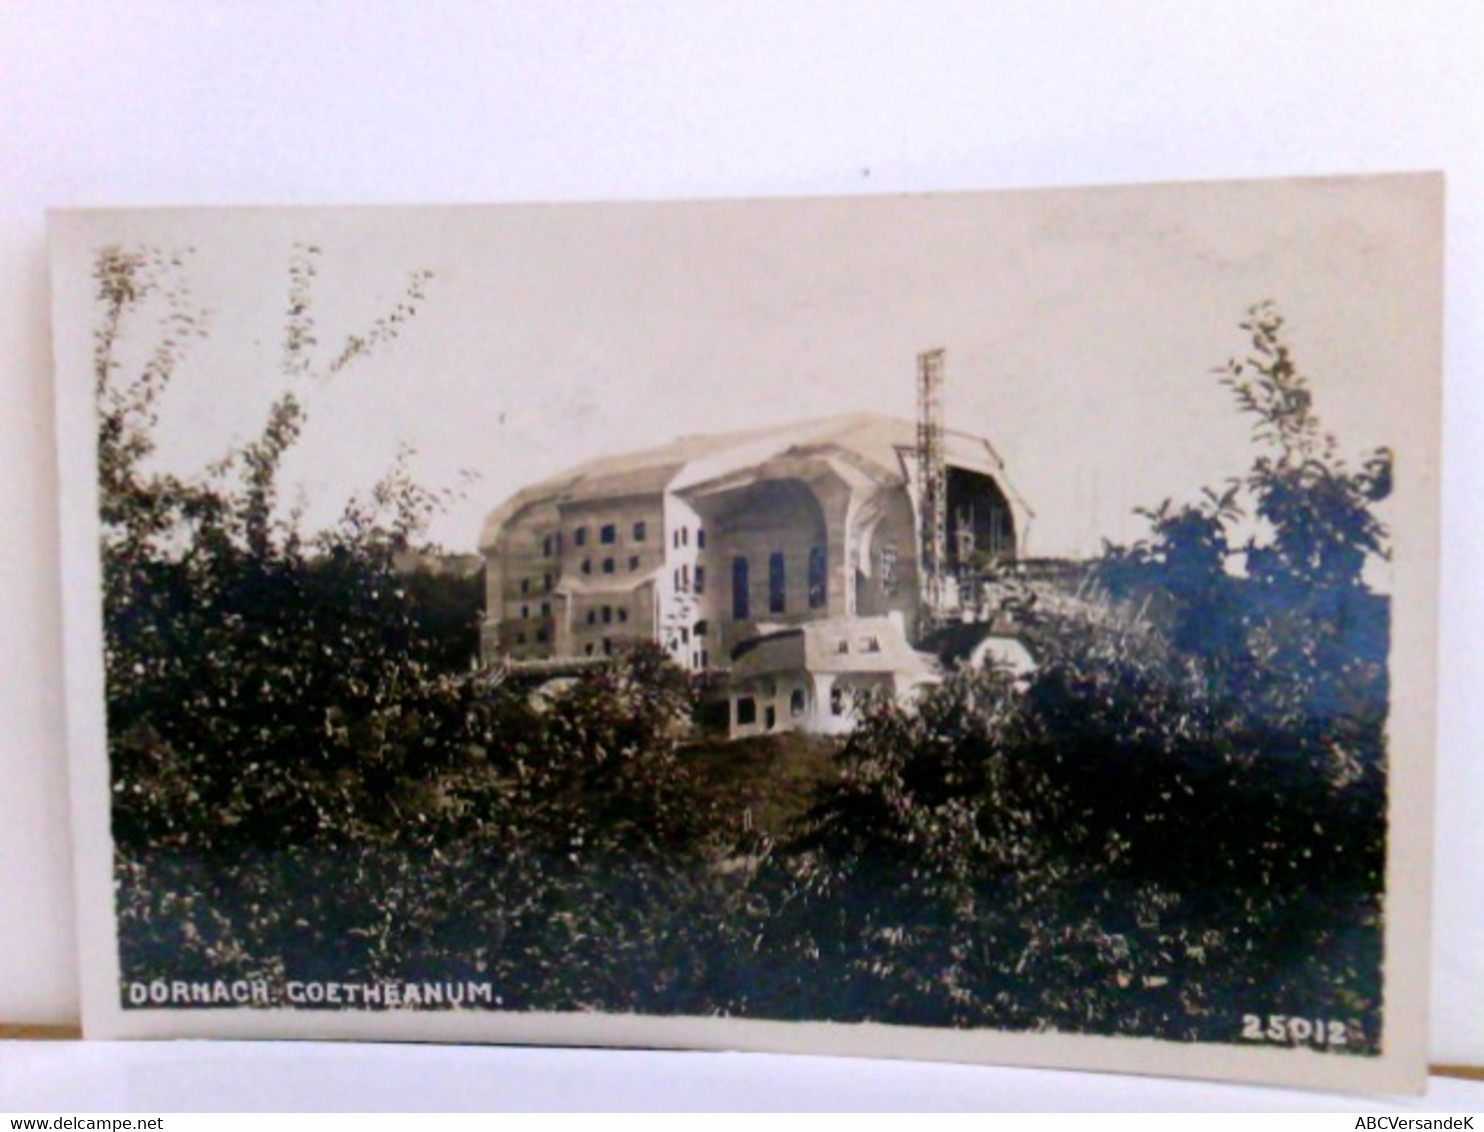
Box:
[55, 175, 1441, 560]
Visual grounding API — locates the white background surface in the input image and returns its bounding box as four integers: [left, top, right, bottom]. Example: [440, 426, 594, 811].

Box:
[1, 0, 1480, 1108]
[2, 1042, 1483, 1113]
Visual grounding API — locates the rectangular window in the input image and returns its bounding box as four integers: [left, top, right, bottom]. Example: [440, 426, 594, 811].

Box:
[581, 558, 591, 575]
[681, 563, 690, 590]
[629, 555, 640, 571]
[602, 557, 615, 574]
[769, 551, 786, 614]
[632, 521, 646, 542]
[600, 524, 616, 545]
[586, 610, 596, 625]
[732, 556, 749, 620]
[535, 628, 548, 644]
[694, 564, 705, 594]
[697, 529, 705, 549]
[520, 578, 530, 596]
[540, 602, 551, 618]
[736, 696, 757, 726]
[618, 607, 629, 623]
[542, 534, 553, 557]
[543, 573, 554, 592]
[602, 605, 612, 624]
[574, 527, 587, 547]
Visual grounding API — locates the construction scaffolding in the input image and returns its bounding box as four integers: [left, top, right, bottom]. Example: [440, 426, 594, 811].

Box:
[916, 348, 948, 624]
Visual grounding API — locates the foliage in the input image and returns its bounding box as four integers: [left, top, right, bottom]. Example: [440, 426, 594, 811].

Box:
[96, 244, 477, 853]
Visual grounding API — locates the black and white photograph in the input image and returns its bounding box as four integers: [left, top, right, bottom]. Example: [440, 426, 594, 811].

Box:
[49, 175, 1442, 1092]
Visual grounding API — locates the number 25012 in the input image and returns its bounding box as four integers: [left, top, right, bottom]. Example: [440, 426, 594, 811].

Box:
[1241, 1014, 1350, 1047]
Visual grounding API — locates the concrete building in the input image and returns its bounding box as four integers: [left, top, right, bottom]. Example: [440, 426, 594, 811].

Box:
[727, 615, 941, 737]
[477, 412, 1030, 733]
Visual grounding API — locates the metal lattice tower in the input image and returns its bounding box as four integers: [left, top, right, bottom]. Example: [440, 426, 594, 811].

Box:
[916, 348, 948, 620]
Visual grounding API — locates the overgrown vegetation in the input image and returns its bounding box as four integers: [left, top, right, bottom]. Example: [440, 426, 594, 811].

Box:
[100, 251, 1388, 1051]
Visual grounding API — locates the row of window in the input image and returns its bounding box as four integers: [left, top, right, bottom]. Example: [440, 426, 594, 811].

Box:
[579, 554, 641, 576]
[519, 574, 555, 597]
[519, 547, 667, 590]
[541, 523, 706, 556]
[672, 563, 704, 594]
[730, 547, 827, 620]
[667, 621, 707, 644]
[584, 605, 630, 626]
[735, 685, 848, 728]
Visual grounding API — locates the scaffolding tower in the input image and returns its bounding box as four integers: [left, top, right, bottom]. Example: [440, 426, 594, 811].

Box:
[916, 348, 948, 624]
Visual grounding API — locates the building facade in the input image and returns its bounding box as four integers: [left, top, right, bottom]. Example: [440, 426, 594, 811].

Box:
[478, 412, 1030, 725]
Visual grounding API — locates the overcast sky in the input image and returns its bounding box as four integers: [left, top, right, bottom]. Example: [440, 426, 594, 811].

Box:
[53, 175, 1440, 562]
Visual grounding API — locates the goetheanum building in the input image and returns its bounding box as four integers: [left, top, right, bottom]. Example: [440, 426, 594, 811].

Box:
[478, 411, 1030, 736]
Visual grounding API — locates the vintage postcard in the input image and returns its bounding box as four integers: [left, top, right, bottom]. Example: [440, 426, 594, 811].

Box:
[51, 175, 1442, 1092]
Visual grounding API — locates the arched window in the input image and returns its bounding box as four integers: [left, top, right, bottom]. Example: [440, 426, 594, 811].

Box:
[768, 552, 786, 614]
[808, 546, 826, 609]
[732, 556, 750, 620]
